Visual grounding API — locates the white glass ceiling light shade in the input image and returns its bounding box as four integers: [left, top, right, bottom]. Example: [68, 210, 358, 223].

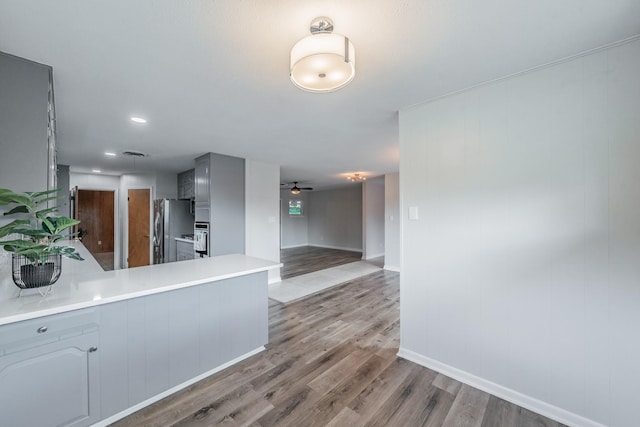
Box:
[290, 17, 355, 93]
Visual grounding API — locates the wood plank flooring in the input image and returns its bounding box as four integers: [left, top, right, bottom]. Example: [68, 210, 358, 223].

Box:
[280, 246, 362, 280]
[93, 251, 114, 271]
[113, 270, 566, 427]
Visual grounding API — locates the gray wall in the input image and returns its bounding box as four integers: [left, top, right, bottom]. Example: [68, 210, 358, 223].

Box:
[280, 191, 309, 248]
[363, 177, 385, 259]
[384, 173, 400, 271]
[56, 165, 71, 218]
[245, 160, 280, 282]
[399, 38, 640, 427]
[308, 185, 363, 252]
[0, 52, 49, 194]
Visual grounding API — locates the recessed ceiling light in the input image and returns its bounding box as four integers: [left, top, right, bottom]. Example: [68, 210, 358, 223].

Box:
[130, 117, 147, 123]
[104, 152, 116, 157]
[92, 169, 102, 173]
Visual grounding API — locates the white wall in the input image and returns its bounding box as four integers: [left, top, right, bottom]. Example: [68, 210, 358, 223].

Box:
[70, 172, 120, 190]
[245, 160, 280, 283]
[280, 190, 309, 248]
[0, 53, 49, 195]
[70, 172, 121, 269]
[362, 177, 385, 259]
[398, 38, 640, 427]
[308, 185, 363, 252]
[384, 173, 400, 271]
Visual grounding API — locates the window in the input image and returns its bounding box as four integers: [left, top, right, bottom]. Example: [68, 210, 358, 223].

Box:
[288, 199, 303, 216]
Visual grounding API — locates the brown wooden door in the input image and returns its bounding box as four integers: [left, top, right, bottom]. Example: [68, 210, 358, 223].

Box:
[128, 189, 150, 268]
[75, 189, 115, 254]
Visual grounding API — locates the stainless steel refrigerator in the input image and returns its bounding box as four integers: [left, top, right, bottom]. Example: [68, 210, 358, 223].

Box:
[153, 199, 193, 264]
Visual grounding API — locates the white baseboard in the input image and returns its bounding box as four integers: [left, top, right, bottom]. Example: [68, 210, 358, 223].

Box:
[384, 265, 400, 272]
[396, 347, 605, 427]
[268, 276, 281, 284]
[364, 252, 384, 260]
[280, 243, 309, 249]
[95, 346, 266, 427]
[308, 244, 362, 252]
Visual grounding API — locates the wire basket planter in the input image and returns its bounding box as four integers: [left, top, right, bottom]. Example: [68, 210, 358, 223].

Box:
[12, 253, 62, 297]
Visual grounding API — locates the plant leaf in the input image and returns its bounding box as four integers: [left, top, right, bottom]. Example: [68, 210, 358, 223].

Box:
[3, 205, 29, 215]
[47, 245, 84, 261]
[28, 189, 60, 198]
[52, 216, 80, 234]
[35, 206, 58, 218]
[41, 217, 55, 234]
[11, 228, 49, 238]
[0, 219, 30, 239]
[32, 195, 60, 207]
[14, 245, 49, 256]
[0, 189, 33, 208]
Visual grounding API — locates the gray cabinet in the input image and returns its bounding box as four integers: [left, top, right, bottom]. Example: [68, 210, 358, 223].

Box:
[176, 239, 194, 261]
[177, 169, 195, 200]
[98, 272, 268, 422]
[194, 153, 245, 255]
[194, 156, 210, 208]
[0, 309, 100, 427]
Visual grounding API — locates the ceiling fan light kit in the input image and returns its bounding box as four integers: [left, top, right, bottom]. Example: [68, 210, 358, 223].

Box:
[288, 181, 313, 194]
[290, 17, 355, 93]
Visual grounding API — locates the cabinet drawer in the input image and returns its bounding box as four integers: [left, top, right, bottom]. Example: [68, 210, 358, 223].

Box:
[0, 308, 99, 354]
[177, 251, 194, 261]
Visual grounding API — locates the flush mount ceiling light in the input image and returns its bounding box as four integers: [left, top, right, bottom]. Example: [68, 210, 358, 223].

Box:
[130, 117, 147, 124]
[290, 17, 355, 93]
[347, 173, 366, 182]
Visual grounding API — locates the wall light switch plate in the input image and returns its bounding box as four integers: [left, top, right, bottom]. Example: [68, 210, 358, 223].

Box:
[408, 207, 419, 221]
[268, 216, 276, 223]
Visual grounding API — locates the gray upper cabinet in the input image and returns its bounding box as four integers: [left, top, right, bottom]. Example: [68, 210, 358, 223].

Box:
[177, 169, 195, 200]
[194, 156, 210, 207]
[194, 153, 245, 255]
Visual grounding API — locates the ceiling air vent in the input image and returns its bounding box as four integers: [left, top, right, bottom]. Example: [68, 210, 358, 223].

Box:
[121, 150, 148, 158]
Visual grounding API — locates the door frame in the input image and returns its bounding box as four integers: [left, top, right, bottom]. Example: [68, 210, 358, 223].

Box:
[74, 186, 119, 270]
[124, 186, 153, 269]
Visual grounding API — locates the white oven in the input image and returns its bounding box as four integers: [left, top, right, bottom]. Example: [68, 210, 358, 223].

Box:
[194, 222, 209, 257]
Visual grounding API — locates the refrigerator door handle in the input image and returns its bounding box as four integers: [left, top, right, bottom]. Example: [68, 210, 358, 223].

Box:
[153, 205, 162, 247]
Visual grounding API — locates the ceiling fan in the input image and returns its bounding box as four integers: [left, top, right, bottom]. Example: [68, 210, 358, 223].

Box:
[282, 181, 313, 195]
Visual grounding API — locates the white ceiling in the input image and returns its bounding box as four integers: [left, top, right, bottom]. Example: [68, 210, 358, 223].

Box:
[1, 1, 639, 188]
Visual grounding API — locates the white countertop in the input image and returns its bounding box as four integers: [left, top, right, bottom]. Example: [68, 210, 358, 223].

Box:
[0, 241, 281, 326]
[174, 237, 194, 243]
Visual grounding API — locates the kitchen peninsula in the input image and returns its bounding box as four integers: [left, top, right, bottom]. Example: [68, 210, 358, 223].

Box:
[0, 241, 280, 427]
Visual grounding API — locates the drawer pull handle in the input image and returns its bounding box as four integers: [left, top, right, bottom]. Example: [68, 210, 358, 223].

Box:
[37, 326, 48, 334]
[88, 346, 98, 353]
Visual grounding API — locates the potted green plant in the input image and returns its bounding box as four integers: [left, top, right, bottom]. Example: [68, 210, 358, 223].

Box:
[0, 188, 83, 294]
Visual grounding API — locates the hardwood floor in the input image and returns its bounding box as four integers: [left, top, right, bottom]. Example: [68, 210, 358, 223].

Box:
[93, 251, 114, 271]
[113, 271, 566, 427]
[280, 246, 363, 280]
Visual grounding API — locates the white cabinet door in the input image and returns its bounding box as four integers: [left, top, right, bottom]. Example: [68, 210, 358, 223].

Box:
[0, 332, 100, 427]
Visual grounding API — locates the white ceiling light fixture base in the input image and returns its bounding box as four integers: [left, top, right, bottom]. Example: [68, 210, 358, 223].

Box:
[290, 17, 355, 93]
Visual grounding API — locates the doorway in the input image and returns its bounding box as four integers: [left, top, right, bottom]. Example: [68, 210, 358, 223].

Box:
[75, 189, 115, 270]
[128, 188, 151, 268]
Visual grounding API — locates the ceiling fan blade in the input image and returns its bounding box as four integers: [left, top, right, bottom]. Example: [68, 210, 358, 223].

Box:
[300, 187, 313, 190]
